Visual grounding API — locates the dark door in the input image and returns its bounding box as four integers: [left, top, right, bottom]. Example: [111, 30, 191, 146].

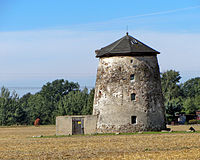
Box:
[72, 117, 84, 135]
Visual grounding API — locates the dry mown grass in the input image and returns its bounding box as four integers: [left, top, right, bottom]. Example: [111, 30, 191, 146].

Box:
[0, 125, 200, 159]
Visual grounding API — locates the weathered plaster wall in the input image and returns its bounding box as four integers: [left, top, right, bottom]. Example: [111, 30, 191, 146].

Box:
[56, 116, 72, 135]
[84, 115, 98, 134]
[93, 56, 166, 133]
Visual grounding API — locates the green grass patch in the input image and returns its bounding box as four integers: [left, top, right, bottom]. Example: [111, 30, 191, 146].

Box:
[31, 130, 200, 139]
[93, 131, 200, 136]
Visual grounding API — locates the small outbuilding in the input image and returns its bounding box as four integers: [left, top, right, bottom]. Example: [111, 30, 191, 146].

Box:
[56, 115, 97, 135]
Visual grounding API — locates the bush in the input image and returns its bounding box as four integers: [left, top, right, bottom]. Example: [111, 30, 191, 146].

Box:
[188, 119, 200, 124]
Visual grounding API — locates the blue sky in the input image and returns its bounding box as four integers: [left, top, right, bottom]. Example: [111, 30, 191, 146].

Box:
[0, 0, 200, 96]
[1, 0, 200, 32]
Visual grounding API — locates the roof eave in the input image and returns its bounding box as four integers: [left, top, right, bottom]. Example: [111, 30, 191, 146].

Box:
[96, 51, 159, 58]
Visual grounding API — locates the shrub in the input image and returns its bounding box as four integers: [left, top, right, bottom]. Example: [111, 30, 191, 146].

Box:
[188, 119, 200, 124]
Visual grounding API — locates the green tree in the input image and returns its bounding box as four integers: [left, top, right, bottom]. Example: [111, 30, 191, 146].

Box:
[82, 88, 95, 115]
[165, 97, 182, 116]
[40, 79, 80, 102]
[161, 70, 182, 99]
[58, 89, 87, 115]
[18, 93, 32, 124]
[182, 97, 197, 114]
[14, 105, 27, 125]
[194, 95, 200, 109]
[181, 78, 200, 114]
[181, 77, 200, 98]
[27, 93, 46, 124]
[0, 87, 19, 126]
[39, 79, 80, 124]
[57, 87, 95, 116]
[0, 79, 95, 126]
[182, 95, 200, 114]
[161, 70, 183, 121]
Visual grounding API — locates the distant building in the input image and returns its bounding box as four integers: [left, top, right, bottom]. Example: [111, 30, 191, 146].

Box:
[196, 111, 200, 120]
[93, 33, 166, 133]
[178, 114, 186, 124]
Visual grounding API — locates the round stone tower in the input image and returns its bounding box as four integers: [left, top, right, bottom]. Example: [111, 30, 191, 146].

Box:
[93, 33, 166, 133]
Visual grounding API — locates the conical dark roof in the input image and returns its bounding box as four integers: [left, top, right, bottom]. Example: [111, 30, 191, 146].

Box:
[95, 33, 159, 57]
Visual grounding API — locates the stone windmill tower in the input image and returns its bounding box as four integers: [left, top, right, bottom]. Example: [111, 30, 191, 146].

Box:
[93, 33, 166, 133]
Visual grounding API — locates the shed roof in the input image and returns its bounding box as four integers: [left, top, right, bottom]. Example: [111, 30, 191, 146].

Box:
[95, 33, 160, 57]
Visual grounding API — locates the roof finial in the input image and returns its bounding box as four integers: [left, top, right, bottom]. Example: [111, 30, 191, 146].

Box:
[126, 25, 128, 36]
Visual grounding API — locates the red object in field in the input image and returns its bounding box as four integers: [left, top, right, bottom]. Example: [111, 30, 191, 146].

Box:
[34, 118, 40, 126]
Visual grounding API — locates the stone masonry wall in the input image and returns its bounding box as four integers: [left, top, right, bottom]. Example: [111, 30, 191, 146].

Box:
[93, 56, 166, 133]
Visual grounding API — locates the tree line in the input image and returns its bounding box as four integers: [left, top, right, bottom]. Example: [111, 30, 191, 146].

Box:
[161, 70, 200, 122]
[0, 70, 199, 126]
[0, 79, 94, 126]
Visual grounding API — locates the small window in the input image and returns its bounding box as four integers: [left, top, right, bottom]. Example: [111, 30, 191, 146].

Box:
[131, 116, 137, 124]
[130, 74, 135, 81]
[131, 93, 136, 101]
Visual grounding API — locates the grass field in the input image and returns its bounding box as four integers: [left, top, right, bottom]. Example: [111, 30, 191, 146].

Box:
[0, 125, 200, 159]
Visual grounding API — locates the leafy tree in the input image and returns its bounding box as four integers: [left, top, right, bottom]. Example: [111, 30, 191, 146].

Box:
[18, 93, 32, 124]
[40, 79, 80, 102]
[58, 89, 88, 115]
[165, 97, 182, 117]
[82, 88, 95, 115]
[181, 78, 200, 114]
[0, 80, 92, 126]
[14, 105, 27, 125]
[194, 95, 200, 108]
[182, 97, 197, 114]
[39, 79, 80, 124]
[27, 93, 46, 124]
[182, 95, 200, 114]
[161, 70, 183, 121]
[161, 70, 182, 99]
[0, 87, 19, 125]
[57, 87, 94, 116]
[181, 77, 200, 98]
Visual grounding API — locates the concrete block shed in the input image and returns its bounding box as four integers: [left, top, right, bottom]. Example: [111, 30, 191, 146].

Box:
[56, 115, 97, 135]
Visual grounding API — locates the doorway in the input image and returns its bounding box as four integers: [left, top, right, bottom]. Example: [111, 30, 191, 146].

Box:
[72, 117, 84, 135]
